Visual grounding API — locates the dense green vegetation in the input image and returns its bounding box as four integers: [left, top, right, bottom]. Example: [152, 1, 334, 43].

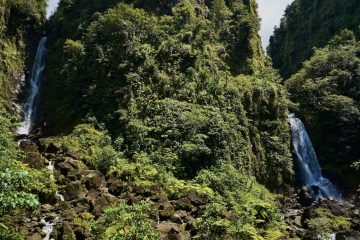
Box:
[286, 30, 360, 189]
[33, 0, 295, 238]
[4, 0, 360, 238]
[42, 0, 292, 186]
[0, 0, 46, 101]
[268, 0, 360, 79]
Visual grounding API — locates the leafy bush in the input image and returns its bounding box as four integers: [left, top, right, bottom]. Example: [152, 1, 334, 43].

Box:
[92, 202, 160, 240]
[60, 124, 119, 173]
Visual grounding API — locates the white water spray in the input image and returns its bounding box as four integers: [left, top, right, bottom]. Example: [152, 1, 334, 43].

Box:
[41, 217, 59, 240]
[288, 114, 341, 200]
[17, 37, 47, 135]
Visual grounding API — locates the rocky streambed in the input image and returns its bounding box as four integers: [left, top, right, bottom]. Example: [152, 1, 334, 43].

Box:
[281, 187, 360, 239]
[2, 137, 360, 240]
[2, 138, 209, 240]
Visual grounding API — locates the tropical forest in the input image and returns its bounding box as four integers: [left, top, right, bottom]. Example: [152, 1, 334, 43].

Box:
[0, 0, 360, 239]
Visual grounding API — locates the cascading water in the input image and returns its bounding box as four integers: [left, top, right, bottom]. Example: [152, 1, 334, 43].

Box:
[288, 114, 341, 200]
[17, 37, 47, 135]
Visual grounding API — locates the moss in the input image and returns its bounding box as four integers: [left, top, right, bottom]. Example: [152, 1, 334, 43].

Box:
[307, 207, 351, 233]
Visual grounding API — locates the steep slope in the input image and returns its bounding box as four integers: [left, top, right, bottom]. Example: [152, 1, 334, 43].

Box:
[12, 0, 299, 239]
[0, 0, 46, 102]
[41, 0, 291, 187]
[286, 30, 360, 190]
[268, 0, 360, 79]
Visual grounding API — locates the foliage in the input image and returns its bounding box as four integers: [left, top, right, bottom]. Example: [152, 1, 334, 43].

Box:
[195, 165, 289, 239]
[0, 103, 56, 214]
[286, 30, 360, 188]
[92, 202, 160, 240]
[268, 0, 360, 78]
[0, 0, 46, 102]
[0, 223, 23, 240]
[305, 207, 351, 239]
[43, 2, 292, 188]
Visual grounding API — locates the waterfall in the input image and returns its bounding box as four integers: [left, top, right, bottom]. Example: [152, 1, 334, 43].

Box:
[17, 37, 47, 135]
[288, 114, 341, 200]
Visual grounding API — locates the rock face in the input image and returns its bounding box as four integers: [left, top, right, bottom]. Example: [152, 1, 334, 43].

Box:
[281, 186, 360, 239]
[337, 230, 360, 240]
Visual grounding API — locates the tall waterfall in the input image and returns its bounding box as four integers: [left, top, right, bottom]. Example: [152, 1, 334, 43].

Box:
[17, 37, 47, 135]
[288, 114, 341, 200]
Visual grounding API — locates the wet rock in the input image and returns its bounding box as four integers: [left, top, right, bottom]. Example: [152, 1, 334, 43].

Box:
[90, 193, 119, 216]
[301, 207, 314, 227]
[75, 226, 90, 239]
[24, 152, 45, 169]
[159, 202, 175, 220]
[107, 178, 125, 196]
[187, 189, 206, 206]
[336, 230, 360, 240]
[27, 233, 43, 240]
[38, 139, 61, 153]
[57, 161, 74, 176]
[163, 231, 190, 240]
[63, 181, 87, 201]
[298, 186, 314, 207]
[41, 204, 54, 212]
[19, 140, 38, 152]
[83, 170, 104, 189]
[172, 198, 194, 212]
[65, 151, 82, 160]
[62, 222, 76, 240]
[326, 202, 348, 216]
[157, 221, 182, 234]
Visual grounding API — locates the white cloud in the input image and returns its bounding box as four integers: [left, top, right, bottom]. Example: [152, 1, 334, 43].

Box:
[257, 0, 293, 50]
[47, 0, 59, 18]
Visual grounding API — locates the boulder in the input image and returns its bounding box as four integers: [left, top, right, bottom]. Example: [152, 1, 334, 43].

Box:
[57, 161, 75, 176]
[159, 202, 175, 220]
[172, 198, 194, 212]
[107, 178, 125, 196]
[336, 230, 360, 240]
[298, 186, 314, 207]
[90, 193, 119, 216]
[19, 140, 38, 152]
[65, 151, 83, 159]
[24, 152, 45, 169]
[157, 221, 182, 234]
[27, 233, 43, 240]
[41, 204, 54, 212]
[63, 181, 87, 201]
[62, 222, 76, 240]
[301, 207, 314, 227]
[83, 170, 104, 190]
[187, 190, 206, 206]
[163, 231, 190, 240]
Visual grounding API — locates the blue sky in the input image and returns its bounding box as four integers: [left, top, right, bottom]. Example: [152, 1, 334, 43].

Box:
[46, 0, 293, 49]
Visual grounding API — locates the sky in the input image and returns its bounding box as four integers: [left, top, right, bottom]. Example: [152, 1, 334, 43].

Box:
[257, 0, 293, 49]
[46, 0, 293, 49]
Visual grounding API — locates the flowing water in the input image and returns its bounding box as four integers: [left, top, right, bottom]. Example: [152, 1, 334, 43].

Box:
[288, 114, 341, 200]
[17, 37, 47, 135]
[41, 217, 59, 240]
[16, 37, 63, 239]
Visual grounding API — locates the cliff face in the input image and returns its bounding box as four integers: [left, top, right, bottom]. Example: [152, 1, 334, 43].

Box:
[268, 0, 360, 79]
[0, 0, 46, 103]
[40, 0, 291, 187]
[42, 0, 265, 134]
